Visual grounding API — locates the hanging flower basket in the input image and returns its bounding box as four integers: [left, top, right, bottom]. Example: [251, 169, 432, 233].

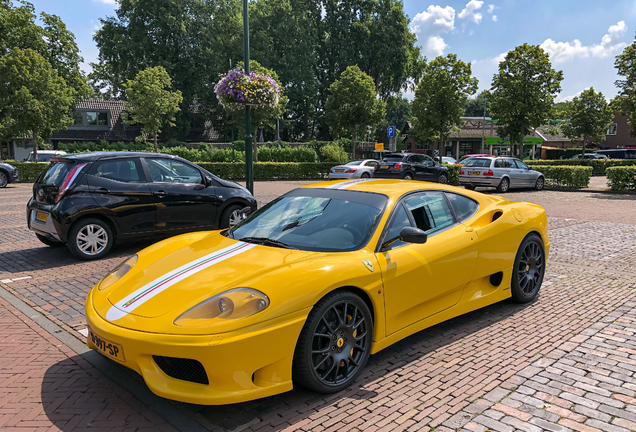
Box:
[215, 67, 280, 111]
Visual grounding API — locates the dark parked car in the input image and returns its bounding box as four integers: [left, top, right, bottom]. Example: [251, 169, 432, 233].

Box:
[373, 153, 449, 184]
[595, 149, 636, 159]
[27, 152, 257, 260]
[0, 162, 19, 187]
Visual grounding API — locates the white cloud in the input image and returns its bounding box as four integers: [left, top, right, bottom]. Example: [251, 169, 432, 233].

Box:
[557, 87, 590, 102]
[492, 15, 498, 22]
[94, 0, 117, 4]
[458, 0, 484, 24]
[487, 4, 495, 13]
[540, 21, 628, 63]
[410, 5, 456, 57]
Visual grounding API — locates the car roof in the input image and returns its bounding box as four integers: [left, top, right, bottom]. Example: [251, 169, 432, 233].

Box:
[32, 150, 65, 154]
[55, 151, 187, 162]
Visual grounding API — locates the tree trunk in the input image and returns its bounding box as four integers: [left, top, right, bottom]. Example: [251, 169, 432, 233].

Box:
[32, 131, 38, 163]
[519, 135, 525, 159]
[303, 100, 310, 140]
[154, 133, 158, 153]
[351, 133, 356, 160]
[439, 125, 444, 163]
[581, 135, 587, 159]
[253, 128, 258, 162]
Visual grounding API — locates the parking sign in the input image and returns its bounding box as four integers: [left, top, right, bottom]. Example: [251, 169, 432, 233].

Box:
[387, 126, 395, 138]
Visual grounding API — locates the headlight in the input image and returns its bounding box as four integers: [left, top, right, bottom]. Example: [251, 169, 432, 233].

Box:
[98, 255, 138, 291]
[174, 288, 269, 328]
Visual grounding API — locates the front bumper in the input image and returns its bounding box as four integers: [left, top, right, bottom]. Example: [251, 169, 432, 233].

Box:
[458, 176, 501, 187]
[328, 172, 357, 179]
[85, 288, 308, 405]
[9, 169, 19, 183]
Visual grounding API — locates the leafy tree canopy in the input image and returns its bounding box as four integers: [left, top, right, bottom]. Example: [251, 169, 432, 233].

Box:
[615, 33, 636, 136]
[463, 90, 490, 117]
[561, 88, 614, 155]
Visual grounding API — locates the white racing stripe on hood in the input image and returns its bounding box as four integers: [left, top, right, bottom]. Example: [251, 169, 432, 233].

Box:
[324, 178, 376, 190]
[105, 241, 257, 321]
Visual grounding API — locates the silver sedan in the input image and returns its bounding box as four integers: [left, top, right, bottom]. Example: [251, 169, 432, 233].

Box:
[459, 157, 544, 192]
[328, 160, 378, 179]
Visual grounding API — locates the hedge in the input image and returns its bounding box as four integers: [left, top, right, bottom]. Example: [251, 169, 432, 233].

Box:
[526, 159, 636, 175]
[6, 161, 49, 182]
[199, 162, 334, 180]
[606, 166, 636, 191]
[531, 165, 592, 189]
[443, 164, 460, 186]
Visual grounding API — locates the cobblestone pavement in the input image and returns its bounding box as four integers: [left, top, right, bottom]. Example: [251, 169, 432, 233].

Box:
[0, 181, 635, 431]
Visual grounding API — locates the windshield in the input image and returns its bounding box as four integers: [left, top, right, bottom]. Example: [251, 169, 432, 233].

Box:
[226, 189, 387, 252]
[345, 161, 362, 166]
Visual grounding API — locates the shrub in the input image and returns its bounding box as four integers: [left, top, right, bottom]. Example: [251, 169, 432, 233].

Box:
[527, 159, 636, 175]
[320, 143, 349, 163]
[443, 164, 460, 186]
[196, 162, 334, 180]
[157, 146, 200, 162]
[7, 161, 49, 182]
[257, 146, 317, 162]
[606, 166, 636, 191]
[531, 165, 592, 189]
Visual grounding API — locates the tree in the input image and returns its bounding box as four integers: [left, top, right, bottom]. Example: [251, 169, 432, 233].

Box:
[561, 88, 613, 157]
[325, 66, 385, 157]
[411, 54, 478, 161]
[0, 48, 75, 161]
[615, 34, 636, 136]
[463, 91, 490, 117]
[490, 44, 563, 157]
[123, 67, 183, 152]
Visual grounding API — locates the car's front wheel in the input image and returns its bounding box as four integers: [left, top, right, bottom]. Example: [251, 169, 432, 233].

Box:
[0, 171, 7, 188]
[220, 204, 243, 229]
[535, 176, 545, 191]
[437, 173, 448, 184]
[361, 172, 370, 178]
[403, 173, 413, 180]
[293, 290, 373, 393]
[511, 233, 545, 303]
[67, 218, 114, 260]
[464, 185, 476, 190]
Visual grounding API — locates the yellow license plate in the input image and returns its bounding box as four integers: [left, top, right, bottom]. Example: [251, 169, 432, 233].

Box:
[468, 171, 480, 175]
[380, 165, 389, 169]
[88, 327, 125, 362]
[36, 211, 48, 222]
[336, 169, 344, 172]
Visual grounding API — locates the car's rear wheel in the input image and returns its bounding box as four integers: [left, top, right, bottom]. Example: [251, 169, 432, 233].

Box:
[35, 233, 64, 247]
[0, 171, 7, 188]
[511, 234, 545, 303]
[437, 173, 448, 184]
[220, 204, 243, 229]
[497, 177, 510, 193]
[535, 176, 545, 191]
[361, 172, 370, 178]
[403, 173, 413, 180]
[293, 290, 373, 393]
[67, 218, 114, 260]
[464, 185, 476, 190]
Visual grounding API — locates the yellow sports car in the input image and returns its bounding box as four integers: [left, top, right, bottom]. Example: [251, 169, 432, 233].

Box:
[86, 179, 548, 405]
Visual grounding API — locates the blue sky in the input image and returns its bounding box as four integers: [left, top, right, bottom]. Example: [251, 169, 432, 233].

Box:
[28, 0, 636, 102]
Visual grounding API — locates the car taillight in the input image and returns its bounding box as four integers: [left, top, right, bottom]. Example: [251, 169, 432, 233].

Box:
[374, 164, 379, 170]
[330, 168, 334, 173]
[394, 163, 402, 170]
[56, 163, 87, 203]
[459, 170, 464, 175]
[483, 170, 494, 176]
[344, 169, 356, 173]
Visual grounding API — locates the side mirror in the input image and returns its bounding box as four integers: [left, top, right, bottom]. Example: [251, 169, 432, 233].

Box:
[239, 206, 252, 221]
[527, 167, 533, 171]
[205, 176, 214, 186]
[399, 226, 428, 244]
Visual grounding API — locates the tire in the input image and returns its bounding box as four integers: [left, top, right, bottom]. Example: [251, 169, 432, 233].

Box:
[361, 172, 370, 178]
[464, 185, 476, 191]
[35, 233, 64, 247]
[496, 177, 510, 193]
[535, 176, 545, 191]
[0, 171, 7, 188]
[67, 218, 114, 260]
[511, 233, 545, 303]
[437, 173, 448, 184]
[403, 173, 413, 180]
[220, 204, 243, 229]
[293, 290, 373, 393]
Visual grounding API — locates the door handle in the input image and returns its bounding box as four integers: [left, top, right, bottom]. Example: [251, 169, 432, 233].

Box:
[155, 191, 166, 198]
[96, 188, 109, 194]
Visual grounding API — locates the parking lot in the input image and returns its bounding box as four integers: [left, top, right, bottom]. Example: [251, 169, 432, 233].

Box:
[1, 180, 636, 432]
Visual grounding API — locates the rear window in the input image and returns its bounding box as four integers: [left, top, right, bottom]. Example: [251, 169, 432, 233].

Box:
[445, 193, 478, 222]
[345, 161, 363, 166]
[39, 162, 74, 186]
[627, 150, 636, 159]
[383, 156, 404, 163]
[464, 158, 491, 168]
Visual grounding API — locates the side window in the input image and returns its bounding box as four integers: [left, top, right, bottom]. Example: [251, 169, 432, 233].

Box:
[494, 159, 504, 168]
[383, 204, 412, 249]
[403, 192, 455, 234]
[93, 159, 143, 182]
[445, 193, 479, 222]
[407, 155, 418, 163]
[515, 160, 529, 169]
[505, 158, 516, 168]
[145, 158, 203, 184]
[365, 161, 378, 167]
[422, 155, 434, 165]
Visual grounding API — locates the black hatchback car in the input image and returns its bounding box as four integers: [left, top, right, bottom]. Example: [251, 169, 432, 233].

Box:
[27, 152, 257, 260]
[373, 153, 449, 183]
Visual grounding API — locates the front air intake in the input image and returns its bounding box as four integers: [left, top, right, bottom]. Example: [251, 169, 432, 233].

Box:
[153, 356, 209, 385]
[490, 271, 503, 287]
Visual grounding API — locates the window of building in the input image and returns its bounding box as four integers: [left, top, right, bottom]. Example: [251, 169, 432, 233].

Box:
[72, 111, 83, 126]
[607, 123, 617, 135]
[86, 112, 108, 126]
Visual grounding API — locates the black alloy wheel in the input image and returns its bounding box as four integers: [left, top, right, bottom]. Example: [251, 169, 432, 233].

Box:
[220, 204, 242, 228]
[464, 185, 476, 190]
[361, 172, 370, 178]
[0, 171, 7, 188]
[293, 291, 373, 393]
[438, 173, 448, 184]
[511, 234, 545, 303]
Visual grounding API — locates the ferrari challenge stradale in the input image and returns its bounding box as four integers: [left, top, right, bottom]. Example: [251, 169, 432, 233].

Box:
[86, 179, 549, 405]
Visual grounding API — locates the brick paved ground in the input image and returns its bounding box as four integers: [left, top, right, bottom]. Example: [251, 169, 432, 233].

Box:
[0, 181, 635, 431]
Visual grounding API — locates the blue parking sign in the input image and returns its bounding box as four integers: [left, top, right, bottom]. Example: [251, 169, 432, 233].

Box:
[388, 126, 395, 138]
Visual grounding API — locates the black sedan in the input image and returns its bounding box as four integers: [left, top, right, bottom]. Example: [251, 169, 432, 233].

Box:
[0, 161, 19, 187]
[27, 152, 256, 260]
[373, 153, 449, 184]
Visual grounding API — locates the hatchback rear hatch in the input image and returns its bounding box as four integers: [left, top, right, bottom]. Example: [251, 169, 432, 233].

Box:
[376, 156, 405, 173]
[460, 158, 493, 177]
[33, 158, 88, 205]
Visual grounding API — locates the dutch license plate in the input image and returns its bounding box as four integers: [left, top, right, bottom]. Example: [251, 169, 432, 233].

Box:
[380, 165, 389, 169]
[468, 171, 480, 175]
[36, 211, 48, 222]
[336, 169, 344, 172]
[88, 327, 125, 362]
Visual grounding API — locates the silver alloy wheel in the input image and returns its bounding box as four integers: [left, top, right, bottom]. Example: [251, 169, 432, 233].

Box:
[499, 178, 509, 192]
[0, 172, 7, 188]
[76, 224, 108, 256]
[404, 174, 413, 180]
[438, 174, 448, 184]
[536, 177, 544, 191]
[229, 209, 242, 227]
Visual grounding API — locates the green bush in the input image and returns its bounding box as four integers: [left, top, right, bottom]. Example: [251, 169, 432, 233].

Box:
[606, 166, 636, 191]
[443, 164, 460, 186]
[544, 148, 596, 159]
[257, 146, 317, 162]
[531, 165, 592, 189]
[527, 159, 636, 175]
[197, 162, 334, 180]
[320, 143, 349, 163]
[6, 161, 49, 182]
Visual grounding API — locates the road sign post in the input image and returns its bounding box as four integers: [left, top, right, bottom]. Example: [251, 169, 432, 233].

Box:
[388, 126, 396, 152]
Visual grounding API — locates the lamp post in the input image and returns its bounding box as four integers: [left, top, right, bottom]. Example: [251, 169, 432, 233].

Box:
[481, 92, 487, 154]
[242, 0, 253, 194]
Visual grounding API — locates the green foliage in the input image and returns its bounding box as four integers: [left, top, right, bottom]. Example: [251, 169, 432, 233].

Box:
[560, 88, 614, 156]
[197, 162, 335, 179]
[0, 48, 76, 161]
[443, 163, 460, 186]
[4, 160, 49, 182]
[325, 65, 385, 148]
[463, 91, 490, 117]
[124, 66, 183, 151]
[57, 141, 149, 153]
[615, 35, 636, 137]
[531, 165, 592, 189]
[319, 143, 349, 163]
[411, 54, 478, 157]
[606, 166, 636, 191]
[490, 44, 563, 148]
[543, 148, 596, 159]
[526, 159, 636, 175]
[257, 146, 317, 162]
